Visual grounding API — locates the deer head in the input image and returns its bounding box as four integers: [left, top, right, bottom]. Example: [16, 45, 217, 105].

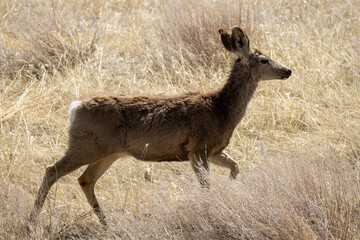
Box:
[219, 26, 292, 81]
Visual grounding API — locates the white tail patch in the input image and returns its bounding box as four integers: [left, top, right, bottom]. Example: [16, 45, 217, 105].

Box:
[69, 101, 82, 125]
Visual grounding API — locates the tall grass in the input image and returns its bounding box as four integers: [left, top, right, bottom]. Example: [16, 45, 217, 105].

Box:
[1, 151, 359, 239]
[0, 0, 359, 239]
[0, 0, 100, 79]
[154, 0, 249, 73]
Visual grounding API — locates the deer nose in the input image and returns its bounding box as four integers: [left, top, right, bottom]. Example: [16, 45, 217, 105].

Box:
[286, 69, 292, 76]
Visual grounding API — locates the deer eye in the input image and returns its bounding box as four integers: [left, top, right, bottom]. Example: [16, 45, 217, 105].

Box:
[260, 59, 269, 64]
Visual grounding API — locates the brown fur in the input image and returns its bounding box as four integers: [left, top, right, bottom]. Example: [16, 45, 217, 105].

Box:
[30, 26, 291, 226]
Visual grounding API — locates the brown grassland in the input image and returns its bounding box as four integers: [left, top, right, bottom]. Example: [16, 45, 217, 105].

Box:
[0, 0, 360, 239]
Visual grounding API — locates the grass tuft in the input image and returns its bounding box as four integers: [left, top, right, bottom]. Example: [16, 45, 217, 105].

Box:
[0, 0, 100, 79]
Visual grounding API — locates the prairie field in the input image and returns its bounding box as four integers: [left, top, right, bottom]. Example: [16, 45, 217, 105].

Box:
[0, 0, 360, 239]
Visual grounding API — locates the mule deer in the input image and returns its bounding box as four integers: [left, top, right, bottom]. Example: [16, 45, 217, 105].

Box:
[30, 26, 291, 226]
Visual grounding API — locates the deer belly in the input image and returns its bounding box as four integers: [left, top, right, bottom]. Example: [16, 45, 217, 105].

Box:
[125, 139, 189, 162]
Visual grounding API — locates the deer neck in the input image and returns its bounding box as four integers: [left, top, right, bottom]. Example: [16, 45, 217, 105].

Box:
[215, 61, 259, 127]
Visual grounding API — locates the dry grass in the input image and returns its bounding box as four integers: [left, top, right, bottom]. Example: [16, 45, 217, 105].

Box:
[0, 0, 359, 239]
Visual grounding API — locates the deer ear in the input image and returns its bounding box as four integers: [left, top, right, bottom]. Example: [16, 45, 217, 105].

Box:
[218, 28, 233, 52]
[231, 27, 250, 56]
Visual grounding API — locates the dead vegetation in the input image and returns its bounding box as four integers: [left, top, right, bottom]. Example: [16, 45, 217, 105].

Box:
[0, 0, 359, 239]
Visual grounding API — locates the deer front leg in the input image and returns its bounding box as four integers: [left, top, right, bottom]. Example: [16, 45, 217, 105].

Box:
[211, 152, 239, 179]
[189, 151, 210, 188]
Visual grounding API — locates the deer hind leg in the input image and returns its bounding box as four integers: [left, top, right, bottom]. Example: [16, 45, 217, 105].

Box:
[29, 160, 64, 222]
[211, 152, 239, 179]
[189, 151, 211, 188]
[77, 154, 120, 226]
[30, 152, 91, 223]
[29, 135, 107, 224]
